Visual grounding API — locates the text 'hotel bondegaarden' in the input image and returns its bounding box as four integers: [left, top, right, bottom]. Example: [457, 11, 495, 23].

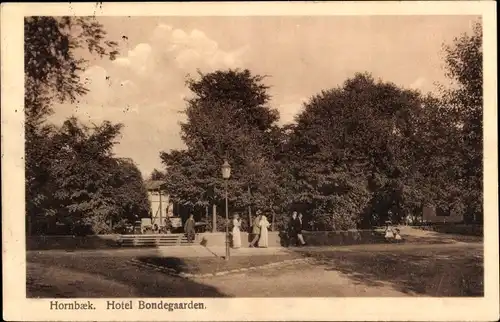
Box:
[107, 300, 206, 311]
[50, 300, 206, 311]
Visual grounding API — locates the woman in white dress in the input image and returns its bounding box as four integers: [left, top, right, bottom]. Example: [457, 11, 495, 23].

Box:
[258, 215, 271, 248]
[232, 214, 241, 249]
[384, 221, 394, 241]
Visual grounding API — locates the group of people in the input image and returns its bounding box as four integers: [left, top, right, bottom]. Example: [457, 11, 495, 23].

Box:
[230, 210, 307, 248]
[384, 222, 403, 242]
[288, 211, 307, 246]
[188, 213, 403, 246]
[231, 210, 272, 248]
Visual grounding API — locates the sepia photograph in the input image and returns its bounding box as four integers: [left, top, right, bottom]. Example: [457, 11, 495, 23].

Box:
[2, 1, 498, 321]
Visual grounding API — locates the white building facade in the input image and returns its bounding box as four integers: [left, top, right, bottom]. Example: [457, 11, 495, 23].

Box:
[145, 180, 176, 228]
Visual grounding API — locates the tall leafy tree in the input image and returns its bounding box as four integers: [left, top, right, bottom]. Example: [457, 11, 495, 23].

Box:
[31, 118, 150, 235]
[288, 73, 426, 229]
[441, 21, 483, 222]
[44, 118, 122, 234]
[24, 16, 118, 128]
[161, 69, 283, 229]
[24, 17, 135, 235]
[109, 158, 151, 232]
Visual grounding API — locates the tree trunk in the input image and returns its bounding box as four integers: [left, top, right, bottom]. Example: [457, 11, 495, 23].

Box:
[205, 205, 209, 232]
[247, 185, 252, 232]
[270, 201, 275, 231]
[212, 204, 217, 232]
[159, 189, 163, 228]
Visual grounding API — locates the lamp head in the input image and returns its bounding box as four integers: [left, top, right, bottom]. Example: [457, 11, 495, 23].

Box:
[221, 160, 231, 179]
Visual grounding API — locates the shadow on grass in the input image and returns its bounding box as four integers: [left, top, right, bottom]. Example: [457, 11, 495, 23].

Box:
[294, 247, 483, 297]
[26, 250, 228, 298]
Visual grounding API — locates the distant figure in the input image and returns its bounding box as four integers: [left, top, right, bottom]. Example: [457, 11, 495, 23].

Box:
[258, 215, 271, 248]
[296, 213, 306, 246]
[384, 221, 394, 241]
[184, 214, 196, 243]
[288, 212, 299, 246]
[249, 210, 263, 248]
[232, 214, 241, 249]
[394, 228, 402, 242]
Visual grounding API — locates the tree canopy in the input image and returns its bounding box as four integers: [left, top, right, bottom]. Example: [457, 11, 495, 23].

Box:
[25, 17, 483, 235]
[25, 17, 150, 235]
[286, 73, 429, 229]
[161, 69, 284, 228]
[28, 118, 150, 235]
[442, 21, 483, 222]
[159, 19, 483, 231]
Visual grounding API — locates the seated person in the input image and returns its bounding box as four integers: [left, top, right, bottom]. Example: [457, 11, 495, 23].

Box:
[394, 228, 403, 242]
[384, 225, 395, 240]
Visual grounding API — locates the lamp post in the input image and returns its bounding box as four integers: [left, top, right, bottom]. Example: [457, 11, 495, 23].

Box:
[221, 160, 231, 260]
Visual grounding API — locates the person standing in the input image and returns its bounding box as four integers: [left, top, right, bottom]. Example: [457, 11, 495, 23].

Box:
[258, 215, 271, 248]
[296, 213, 306, 246]
[289, 212, 299, 246]
[249, 210, 262, 248]
[232, 214, 242, 249]
[184, 214, 196, 243]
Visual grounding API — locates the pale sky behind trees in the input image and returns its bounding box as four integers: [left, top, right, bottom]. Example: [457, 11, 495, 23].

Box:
[49, 15, 479, 176]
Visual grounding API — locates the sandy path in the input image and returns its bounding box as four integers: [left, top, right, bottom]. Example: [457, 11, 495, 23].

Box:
[193, 264, 410, 297]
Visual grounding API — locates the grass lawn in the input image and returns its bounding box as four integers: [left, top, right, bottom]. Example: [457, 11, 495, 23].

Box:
[27, 252, 229, 297]
[27, 243, 483, 298]
[295, 244, 483, 296]
[136, 254, 301, 275]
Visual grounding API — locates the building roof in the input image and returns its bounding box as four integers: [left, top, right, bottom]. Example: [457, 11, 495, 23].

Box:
[144, 179, 167, 191]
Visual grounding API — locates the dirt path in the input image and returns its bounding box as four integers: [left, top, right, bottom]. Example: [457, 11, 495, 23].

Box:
[193, 264, 410, 297]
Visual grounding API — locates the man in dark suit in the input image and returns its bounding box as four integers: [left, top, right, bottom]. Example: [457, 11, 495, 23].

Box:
[296, 213, 306, 246]
[288, 211, 299, 246]
[289, 212, 306, 247]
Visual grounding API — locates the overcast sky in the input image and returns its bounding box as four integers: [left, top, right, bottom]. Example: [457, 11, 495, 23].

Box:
[49, 15, 479, 176]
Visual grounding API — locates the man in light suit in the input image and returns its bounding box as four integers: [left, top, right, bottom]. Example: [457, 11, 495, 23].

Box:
[184, 214, 196, 243]
[249, 210, 263, 248]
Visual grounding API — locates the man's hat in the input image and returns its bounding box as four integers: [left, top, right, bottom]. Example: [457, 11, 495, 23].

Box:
[256, 210, 262, 214]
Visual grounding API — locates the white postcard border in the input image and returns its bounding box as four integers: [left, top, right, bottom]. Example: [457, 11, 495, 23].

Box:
[2, 2, 498, 321]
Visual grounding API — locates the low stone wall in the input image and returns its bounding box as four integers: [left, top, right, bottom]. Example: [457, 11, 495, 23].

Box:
[27, 229, 387, 250]
[197, 232, 281, 248]
[412, 224, 483, 236]
[27, 235, 119, 250]
[198, 230, 385, 248]
[301, 230, 386, 246]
